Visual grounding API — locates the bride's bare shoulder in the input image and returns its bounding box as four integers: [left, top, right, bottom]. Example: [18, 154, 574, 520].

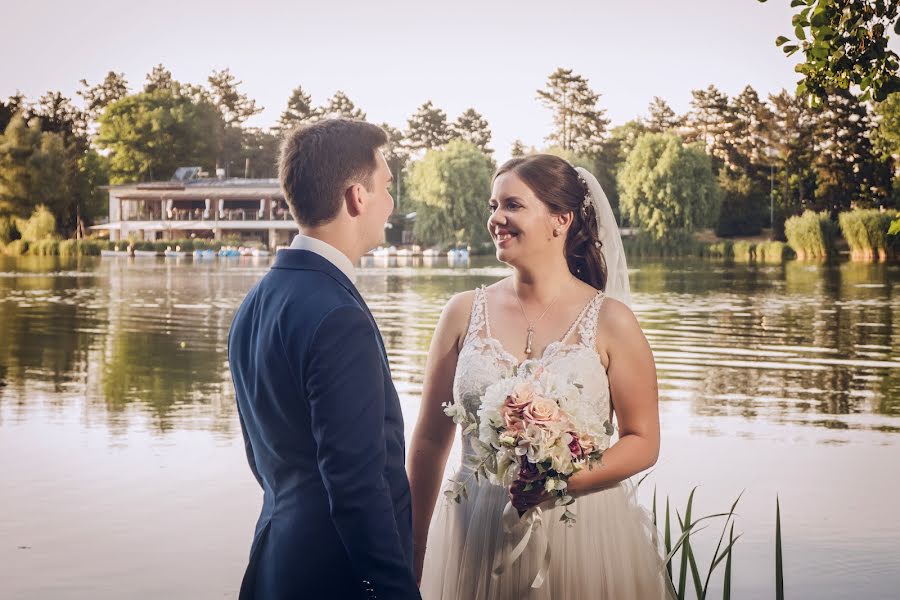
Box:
[597, 296, 643, 338]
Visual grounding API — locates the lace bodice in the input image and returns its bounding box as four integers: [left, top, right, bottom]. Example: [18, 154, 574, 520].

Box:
[452, 285, 611, 455]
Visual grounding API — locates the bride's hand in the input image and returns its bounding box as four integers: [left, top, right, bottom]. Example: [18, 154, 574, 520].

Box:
[508, 479, 553, 514]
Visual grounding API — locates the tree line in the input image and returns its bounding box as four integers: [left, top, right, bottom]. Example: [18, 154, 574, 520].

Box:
[1, 63, 899, 245]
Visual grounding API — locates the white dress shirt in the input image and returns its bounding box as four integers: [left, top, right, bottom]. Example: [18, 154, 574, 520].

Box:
[288, 234, 357, 285]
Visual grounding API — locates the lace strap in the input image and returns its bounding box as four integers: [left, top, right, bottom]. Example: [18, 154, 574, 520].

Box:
[576, 291, 606, 349]
[463, 285, 489, 343]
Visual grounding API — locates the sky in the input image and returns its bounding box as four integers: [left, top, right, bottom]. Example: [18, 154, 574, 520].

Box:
[0, 0, 881, 160]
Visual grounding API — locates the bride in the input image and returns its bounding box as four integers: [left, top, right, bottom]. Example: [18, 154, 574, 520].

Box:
[407, 154, 675, 599]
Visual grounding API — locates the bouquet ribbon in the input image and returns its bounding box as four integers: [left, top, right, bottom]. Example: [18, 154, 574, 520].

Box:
[492, 501, 552, 588]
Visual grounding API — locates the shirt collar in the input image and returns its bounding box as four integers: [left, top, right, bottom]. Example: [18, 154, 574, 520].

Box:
[289, 234, 357, 284]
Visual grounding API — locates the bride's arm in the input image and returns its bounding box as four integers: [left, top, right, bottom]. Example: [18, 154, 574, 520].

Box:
[406, 291, 473, 582]
[567, 298, 661, 497]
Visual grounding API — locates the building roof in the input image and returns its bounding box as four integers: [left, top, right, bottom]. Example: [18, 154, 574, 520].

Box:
[106, 178, 283, 199]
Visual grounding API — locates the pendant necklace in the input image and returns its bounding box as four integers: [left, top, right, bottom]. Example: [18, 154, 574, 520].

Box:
[512, 280, 561, 357]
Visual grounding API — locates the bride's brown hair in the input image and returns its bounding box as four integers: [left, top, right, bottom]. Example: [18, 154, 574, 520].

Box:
[493, 154, 607, 291]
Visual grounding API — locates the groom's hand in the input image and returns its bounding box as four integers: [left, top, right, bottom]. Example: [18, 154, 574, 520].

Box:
[508, 480, 553, 514]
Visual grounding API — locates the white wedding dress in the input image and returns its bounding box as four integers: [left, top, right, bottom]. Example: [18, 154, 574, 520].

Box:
[420, 285, 675, 599]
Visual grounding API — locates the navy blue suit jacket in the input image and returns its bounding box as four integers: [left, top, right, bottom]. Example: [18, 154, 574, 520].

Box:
[228, 249, 420, 599]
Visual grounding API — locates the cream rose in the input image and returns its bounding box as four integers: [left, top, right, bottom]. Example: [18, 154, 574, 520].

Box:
[523, 395, 561, 424]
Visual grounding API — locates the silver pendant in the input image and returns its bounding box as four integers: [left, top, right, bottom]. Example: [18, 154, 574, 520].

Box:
[525, 327, 534, 356]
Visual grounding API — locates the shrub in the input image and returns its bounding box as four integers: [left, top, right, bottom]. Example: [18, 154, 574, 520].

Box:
[784, 210, 838, 260]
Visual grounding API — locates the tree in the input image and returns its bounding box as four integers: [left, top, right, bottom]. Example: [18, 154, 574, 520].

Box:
[0, 114, 70, 223]
[684, 85, 734, 168]
[451, 108, 492, 153]
[812, 88, 891, 210]
[97, 88, 223, 183]
[206, 69, 261, 177]
[0, 114, 42, 216]
[537, 67, 610, 156]
[206, 68, 262, 127]
[16, 204, 57, 241]
[510, 139, 527, 157]
[379, 123, 410, 207]
[321, 91, 366, 120]
[874, 92, 900, 161]
[35, 91, 86, 146]
[617, 132, 721, 240]
[608, 120, 649, 165]
[405, 101, 451, 152]
[406, 140, 495, 246]
[277, 85, 317, 131]
[646, 97, 682, 132]
[28, 131, 70, 222]
[767, 89, 819, 234]
[78, 72, 129, 122]
[144, 64, 175, 93]
[0, 93, 26, 132]
[761, 0, 900, 103]
[238, 128, 280, 179]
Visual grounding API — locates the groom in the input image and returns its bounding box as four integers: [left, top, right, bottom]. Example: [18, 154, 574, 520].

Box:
[228, 119, 421, 599]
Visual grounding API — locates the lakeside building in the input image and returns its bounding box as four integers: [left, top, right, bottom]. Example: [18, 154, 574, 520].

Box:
[91, 167, 298, 249]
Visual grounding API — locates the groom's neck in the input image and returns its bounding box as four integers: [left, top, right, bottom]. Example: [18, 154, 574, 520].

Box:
[299, 224, 361, 265]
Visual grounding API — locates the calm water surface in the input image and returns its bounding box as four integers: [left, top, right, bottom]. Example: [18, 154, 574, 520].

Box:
[0, 255, 897, 599]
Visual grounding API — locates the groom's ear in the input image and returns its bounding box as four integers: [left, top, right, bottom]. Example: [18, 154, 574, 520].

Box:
[344, 184, 365, 217]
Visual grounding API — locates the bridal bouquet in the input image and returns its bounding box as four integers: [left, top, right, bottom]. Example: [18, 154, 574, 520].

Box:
[443, 363, 614, 525]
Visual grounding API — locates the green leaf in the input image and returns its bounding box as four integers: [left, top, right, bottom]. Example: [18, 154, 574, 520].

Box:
[664, 497, 673, 583]
[790, 0, 805, 6]
[888, 218, 900, 236]
[776, 496, 784, 600]
[677, 511, 704, 599]
[702, 491, 744, 598]
[776, 35, 791, 46]
[677, 488, 696, 599]
[784, 45, 800, 56]
[723, 524, 734, 600]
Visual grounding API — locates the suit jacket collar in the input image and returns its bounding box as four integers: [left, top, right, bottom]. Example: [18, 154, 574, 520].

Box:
[272, 248, 356, 293]
[272, 249, 391, 372]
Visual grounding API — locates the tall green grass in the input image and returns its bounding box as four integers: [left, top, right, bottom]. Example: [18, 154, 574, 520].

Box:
[838, 209, 898, 261]
[784, 210, 838, 260]
[644, 477, 785, 600]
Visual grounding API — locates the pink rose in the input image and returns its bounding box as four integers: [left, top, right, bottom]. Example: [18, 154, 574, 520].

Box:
[504, 383, 535, 416]
[503, 410, 525, 434]
[522, 396, 561, 425]
[567, 433, 584, 458]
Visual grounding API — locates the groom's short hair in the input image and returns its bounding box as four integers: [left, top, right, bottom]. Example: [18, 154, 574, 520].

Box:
[279, 118, 388, 227]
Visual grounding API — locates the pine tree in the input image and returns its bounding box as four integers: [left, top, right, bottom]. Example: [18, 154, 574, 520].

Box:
[451, 108, 492, 153]
[537, 68, 609, 156]
[277, 86, 317, 131]
[510, 139, 526, 158]
[405, 101, 451, 152]
[78, 72, 129, 123]
[812, 89, 891, 211]
[685, 85, 734, 168]
[767, 90, 818, 232]
[645, 97, 682, 132]
[144, 64, 175, 93]
[321, 91, 366, 120]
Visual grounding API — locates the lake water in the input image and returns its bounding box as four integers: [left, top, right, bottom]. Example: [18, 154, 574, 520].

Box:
[0, 254, 897, 599]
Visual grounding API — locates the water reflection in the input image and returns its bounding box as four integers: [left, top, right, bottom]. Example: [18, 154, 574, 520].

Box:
[1, 254, 898, 599]
[0, 256, 897, 435]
